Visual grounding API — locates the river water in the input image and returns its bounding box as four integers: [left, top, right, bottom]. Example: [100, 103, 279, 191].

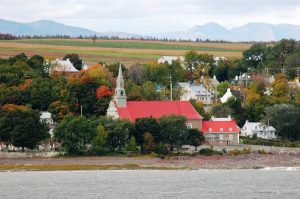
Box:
[0, 168, 299, 199]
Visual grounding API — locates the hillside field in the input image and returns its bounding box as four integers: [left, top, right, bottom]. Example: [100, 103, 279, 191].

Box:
[0, 39, 251, 66]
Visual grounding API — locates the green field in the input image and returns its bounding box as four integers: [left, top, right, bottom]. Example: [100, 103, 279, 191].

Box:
[0, 39, 251, 65]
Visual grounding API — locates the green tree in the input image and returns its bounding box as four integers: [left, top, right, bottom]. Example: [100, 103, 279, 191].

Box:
[91, 125, 108, 155]
[217, 81, 230, 97]
[0, 107, 49, 150]
[54, 115, 97, 155]
[26, 77, 55, 111]
[141, 81, 157, 100]
[159, 115, 188, 152]
[133, 117, 161, 149]
[99, 117, 133, 151]
[263, 104, 300, 140]
[187, 129, 204, 151]
[242, 43, 267, 69]
[126, 136, 138, 152]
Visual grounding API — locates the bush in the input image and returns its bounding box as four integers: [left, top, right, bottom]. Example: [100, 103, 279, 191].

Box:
[228, 147, 251, 156]
[199, 148, 223, 156]
[241, 136, 299, 148]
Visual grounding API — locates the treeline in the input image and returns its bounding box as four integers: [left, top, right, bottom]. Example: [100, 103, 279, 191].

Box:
[55, 115, 204, 155]
[0, 33, 16, 40]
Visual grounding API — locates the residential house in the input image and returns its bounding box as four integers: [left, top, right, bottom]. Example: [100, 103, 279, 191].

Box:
[201, 116, 240, 146]
[40, 111, 55, 137]
[231, 73, 252, 87]
[241, 121, 277, 139]
[50, 58, 79, 75]
[178, 82, 212, 105]
[220, 88, 243, 103]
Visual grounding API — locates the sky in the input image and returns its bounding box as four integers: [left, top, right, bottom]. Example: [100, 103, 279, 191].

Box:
[1, 0, 300, 34]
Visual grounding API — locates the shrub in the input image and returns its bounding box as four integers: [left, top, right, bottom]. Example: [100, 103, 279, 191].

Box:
[199, 148, 223, 156]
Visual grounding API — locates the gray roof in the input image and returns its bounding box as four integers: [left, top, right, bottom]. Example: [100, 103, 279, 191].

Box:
[178, 82, 211, 96]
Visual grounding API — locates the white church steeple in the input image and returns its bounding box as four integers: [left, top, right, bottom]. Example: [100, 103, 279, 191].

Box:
[114, 63, 127, 107]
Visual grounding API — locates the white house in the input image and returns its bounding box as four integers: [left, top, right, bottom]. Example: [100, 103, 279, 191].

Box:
[40, 111, 55, 137]
[241, 120, 277, 139]
[51, 58, 79, 73]
[158, 56, 184, 65]
[178, 82, 212, 104]
[220, 88, 236, 103]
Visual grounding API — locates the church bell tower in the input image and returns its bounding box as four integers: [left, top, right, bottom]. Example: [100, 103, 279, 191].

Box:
[114, 63, 127, 107]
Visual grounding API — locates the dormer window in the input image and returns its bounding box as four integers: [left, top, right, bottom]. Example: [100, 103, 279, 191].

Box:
[229, 128, 233, 132]
[220, 128, 224, 132]
[208, 128, 212, 132]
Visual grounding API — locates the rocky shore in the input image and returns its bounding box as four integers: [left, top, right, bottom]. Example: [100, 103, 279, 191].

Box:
[0, 153, 300, 170]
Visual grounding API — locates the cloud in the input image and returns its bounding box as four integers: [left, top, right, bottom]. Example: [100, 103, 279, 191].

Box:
[1, 0, 300, 33]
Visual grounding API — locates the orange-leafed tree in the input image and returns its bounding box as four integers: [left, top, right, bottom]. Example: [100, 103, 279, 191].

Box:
[96, 86, 113, 99]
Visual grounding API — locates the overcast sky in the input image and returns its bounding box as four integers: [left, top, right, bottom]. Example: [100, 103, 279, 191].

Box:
[1, 0, 300, 34]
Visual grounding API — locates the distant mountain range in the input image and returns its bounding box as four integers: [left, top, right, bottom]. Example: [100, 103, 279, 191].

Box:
[1, 19, 300, 41]
[153, 22, 300, 41]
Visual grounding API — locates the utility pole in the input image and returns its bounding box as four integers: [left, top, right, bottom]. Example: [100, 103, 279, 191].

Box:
[169, 75, 173, 101]
[295, 67, 300, 80]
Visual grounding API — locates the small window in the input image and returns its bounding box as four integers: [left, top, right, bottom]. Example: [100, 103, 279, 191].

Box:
[187, 123, 192, 129]
[121, 91, 123, 96]
[220, 134, 224, 141]
[208, 128, 212, 132]
[229, 134, 233, 141]
[229, 128, 233, 132]
[220, 128, 223, 132]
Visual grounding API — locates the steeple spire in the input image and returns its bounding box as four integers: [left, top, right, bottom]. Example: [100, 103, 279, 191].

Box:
[118, 62, 123, 77]
[114, 62, 127, 107]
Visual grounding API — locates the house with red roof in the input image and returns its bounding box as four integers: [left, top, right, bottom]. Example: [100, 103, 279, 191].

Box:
[201, 116, 240, 145]
[107, 64, 239, 145]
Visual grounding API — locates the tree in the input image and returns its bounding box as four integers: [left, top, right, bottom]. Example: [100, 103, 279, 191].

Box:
[91, 125, 108, 155]
[242, 43, 267, 69]
[263, 104, 300, 140]
[99, 117, 132, 151]
[143, 132, 155, 152]
[140, 81, 157, 100]
[126, 136, 138, 152]
[127, 64, 145, 85]
[26, 77, 55, 111]
[133, 117, 161, 149]
[92, 34, 97, 43]
[190, 99, 210, 120]
[211, 104, 233, 118]
[54, 115, 97, 155]
[106, 62, 127, 77]
[0, 107, 49, 150]
[217, 81, 230, 97]
[159, 115, 188, 152]
[63, 54, 82, 71]
[187, 129, 204, 151]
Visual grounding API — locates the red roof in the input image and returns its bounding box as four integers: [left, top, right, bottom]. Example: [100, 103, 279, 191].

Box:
[116, 101, 203, 122]
[201, 120, 240, 133]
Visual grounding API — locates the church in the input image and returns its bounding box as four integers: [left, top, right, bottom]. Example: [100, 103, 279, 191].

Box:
[106, 65, 240, 145]
[107, 64, 203, 129]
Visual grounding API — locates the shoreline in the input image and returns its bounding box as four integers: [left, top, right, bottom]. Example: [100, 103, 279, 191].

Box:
[1, 153, 300, 171]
